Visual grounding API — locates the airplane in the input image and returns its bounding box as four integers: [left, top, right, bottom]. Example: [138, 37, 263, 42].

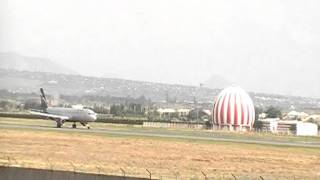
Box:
[30, 88, 97, 129]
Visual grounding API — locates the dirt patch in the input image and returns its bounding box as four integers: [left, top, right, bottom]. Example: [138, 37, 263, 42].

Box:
[0, 129, 319, 179]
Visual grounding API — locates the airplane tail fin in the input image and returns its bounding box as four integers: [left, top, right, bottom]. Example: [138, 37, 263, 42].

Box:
[40, 88, 48, 111]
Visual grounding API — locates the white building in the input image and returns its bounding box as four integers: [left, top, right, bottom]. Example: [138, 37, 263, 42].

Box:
[296, 122, 318, 136]
[157, 108, 176, 119]
[177, 109, 191, 117]
[260, 118, 318, 136]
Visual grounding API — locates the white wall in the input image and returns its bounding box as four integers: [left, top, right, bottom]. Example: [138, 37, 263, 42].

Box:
[296, 122, 318, 136]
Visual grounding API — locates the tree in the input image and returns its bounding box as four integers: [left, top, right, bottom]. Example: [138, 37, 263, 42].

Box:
[147, 108, 160, 121]
[265, 106, 282, 118]
[0, 101, 17, 111]
[253, 106, 263, 130]
[110, 104, 124, 116]
[93, 105, 110, 114]
[254, 106, 263, 121]
[188, 109, 207, 121]
[307, 118, 320, 129]
[24, 99, 40, 110]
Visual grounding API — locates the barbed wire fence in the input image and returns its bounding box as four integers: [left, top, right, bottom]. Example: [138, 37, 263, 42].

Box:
[0, 155, 279, 180]
[120, 168, 126, 177]
[201, 170, 208, 180]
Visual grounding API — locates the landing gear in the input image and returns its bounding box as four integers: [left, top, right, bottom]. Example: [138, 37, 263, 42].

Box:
[56, 119, 64, 128]
[56, 123, 62, 128]
[72, 122, 77, 128]
[80, 122, 90, 129]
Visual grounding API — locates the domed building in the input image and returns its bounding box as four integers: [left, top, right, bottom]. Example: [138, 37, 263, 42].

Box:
[213, 86, 255, 131]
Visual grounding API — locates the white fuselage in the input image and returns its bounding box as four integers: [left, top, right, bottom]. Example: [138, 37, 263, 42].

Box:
[46, 107, 97, 122]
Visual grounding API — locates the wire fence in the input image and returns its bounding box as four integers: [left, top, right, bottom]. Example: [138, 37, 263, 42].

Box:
[0, 154, 301, 180]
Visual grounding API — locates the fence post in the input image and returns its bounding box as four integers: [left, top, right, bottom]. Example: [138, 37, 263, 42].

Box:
[174, 171, 179, 180]
[6, 156, 11, 167]
[46, 158, 54, 171]
[120, 168, 126, 177]
[201, 171, 208, 180]
[96, 165, 102, 174]
[5, 156, 11, 167]
[146, 168, 152, 179]
[69, 162, 77, 172]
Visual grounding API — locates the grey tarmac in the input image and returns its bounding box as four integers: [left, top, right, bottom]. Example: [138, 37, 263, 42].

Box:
[0, 123, 319, 148]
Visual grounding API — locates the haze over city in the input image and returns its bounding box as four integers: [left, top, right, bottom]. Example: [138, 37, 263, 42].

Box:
[1, 0, 320, 97]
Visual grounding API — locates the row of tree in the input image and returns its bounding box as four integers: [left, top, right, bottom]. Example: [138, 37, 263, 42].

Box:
[109, 104, 147, 117]
[253, 106, 282, 129]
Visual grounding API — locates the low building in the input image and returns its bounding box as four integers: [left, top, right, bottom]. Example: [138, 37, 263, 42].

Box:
[260, 118, 281, 133]
[284, 111, 309, 120]
[259, 113, 267, 119]
[304, 114, 320, 122]
[202, 109, 212, 116]
[259, 118, 318, 136]
[157, 108, 176, 120]
[143, 121, 204, 129]
[177, 109, 191, 118]
[72, 104, 84, 109]
[296, 122, 318, 136]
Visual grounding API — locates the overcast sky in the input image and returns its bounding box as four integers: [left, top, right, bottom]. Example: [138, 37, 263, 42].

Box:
[1, 0, 320, 97]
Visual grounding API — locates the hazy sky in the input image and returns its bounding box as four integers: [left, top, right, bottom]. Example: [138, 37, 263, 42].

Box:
[1, 0, 320, 97]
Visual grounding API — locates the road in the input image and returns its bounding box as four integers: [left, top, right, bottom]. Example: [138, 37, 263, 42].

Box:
[1, 122, 320, 148]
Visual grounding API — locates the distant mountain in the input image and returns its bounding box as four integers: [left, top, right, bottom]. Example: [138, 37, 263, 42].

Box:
[203, 74, 233, 89]
[0, 52, 78, 75]
[0, 69, 319, 112]
[101, 72, 123, 79]
[0, 68, 219, 103]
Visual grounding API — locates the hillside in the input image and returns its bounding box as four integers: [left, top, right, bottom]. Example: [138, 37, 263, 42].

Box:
[203, 74, 233, 89]
[0, 69, 319, 112]
[0, 69, 217, 103]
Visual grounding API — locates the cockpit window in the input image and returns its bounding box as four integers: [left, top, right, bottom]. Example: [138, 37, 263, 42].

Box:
[87, 110, 96, 115]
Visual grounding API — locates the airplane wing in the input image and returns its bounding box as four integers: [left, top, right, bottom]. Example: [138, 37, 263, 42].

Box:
[30, 111, 69, 120]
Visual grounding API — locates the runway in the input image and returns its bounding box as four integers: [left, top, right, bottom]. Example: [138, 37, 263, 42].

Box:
[0, 120, 320, 148]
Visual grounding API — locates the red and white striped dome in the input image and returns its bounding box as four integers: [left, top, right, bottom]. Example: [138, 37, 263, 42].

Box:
[213, 86, 255, 129]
